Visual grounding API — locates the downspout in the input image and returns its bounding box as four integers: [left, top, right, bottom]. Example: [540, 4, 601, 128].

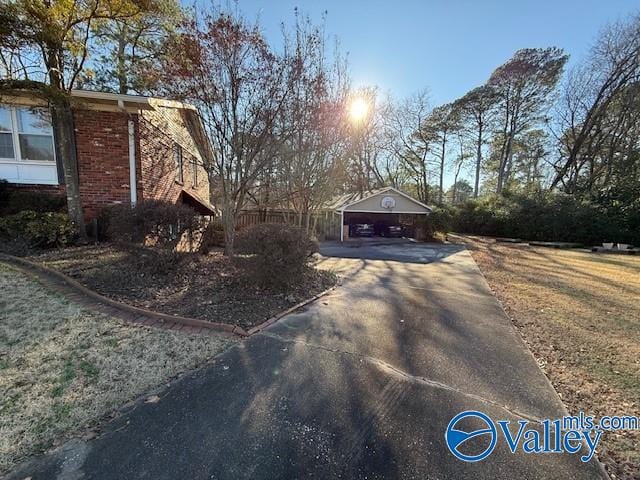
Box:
[118, 99, 137, 206]
[340, 209, 344, 242]
[127, 119, 137, 206]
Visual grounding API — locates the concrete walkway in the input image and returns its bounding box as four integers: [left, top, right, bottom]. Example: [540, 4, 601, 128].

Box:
[8, 244, 606, 479]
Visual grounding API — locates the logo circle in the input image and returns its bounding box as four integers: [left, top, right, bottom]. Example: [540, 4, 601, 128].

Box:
[445, 410, 497, 462]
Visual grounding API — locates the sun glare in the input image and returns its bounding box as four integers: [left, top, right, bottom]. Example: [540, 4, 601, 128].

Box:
[349, 97, 369, 122]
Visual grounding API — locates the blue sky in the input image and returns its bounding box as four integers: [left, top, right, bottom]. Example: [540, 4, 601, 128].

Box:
[202, 0, 639, 187]
[233, 0, 639, 104]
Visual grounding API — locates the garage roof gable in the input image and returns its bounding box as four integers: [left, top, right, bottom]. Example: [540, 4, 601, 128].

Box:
[338, 187, 432, 214]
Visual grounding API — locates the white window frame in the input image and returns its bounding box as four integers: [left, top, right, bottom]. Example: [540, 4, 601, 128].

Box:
[0, 105, 58, 185]
[191, 155, 198, 187]
[174, 143, 184, 184]
[0, 111, 15, 161]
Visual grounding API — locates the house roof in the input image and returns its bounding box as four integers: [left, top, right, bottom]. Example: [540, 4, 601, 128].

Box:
[325, 188, 392, 210]
[0, 89, 197, 114]
[70, 90, 198, 112]
[329, 187, 432, 213]
[180, 189, 218, 216]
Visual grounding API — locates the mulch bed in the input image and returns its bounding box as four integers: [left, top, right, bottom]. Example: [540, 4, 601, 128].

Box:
[28, 244, 336, 330]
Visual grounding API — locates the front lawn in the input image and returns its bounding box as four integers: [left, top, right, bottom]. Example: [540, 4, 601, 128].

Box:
[28, 244, 336, 330]
[454, 235, 639, 480]
[0, 264, 234, 474]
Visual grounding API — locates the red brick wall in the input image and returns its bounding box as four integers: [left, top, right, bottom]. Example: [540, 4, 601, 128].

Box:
[73, 109, 139, 219]
[6, 104, 210, 221]
[8, 109, 137, 220]
[138, 106, 209, 205]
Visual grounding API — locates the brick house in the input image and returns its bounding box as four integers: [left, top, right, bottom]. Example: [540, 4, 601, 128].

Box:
[0, 90, 216, 221]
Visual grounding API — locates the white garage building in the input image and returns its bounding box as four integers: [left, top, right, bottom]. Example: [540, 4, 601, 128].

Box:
[331, 187, 432, 241]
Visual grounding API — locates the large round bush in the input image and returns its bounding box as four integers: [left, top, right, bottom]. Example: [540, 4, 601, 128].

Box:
[235, 223, 318, 290]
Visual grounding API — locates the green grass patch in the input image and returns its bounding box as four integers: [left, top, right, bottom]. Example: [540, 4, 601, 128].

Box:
[79, 360, 99, 380]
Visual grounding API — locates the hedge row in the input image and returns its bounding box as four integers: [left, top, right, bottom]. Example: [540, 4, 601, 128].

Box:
[444, 193, 640, 246]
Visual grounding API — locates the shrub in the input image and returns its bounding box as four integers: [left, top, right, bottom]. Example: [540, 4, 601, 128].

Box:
[429, 206, 453, 232]
[100, 200, 201, 249]
[199, 221, 225, 254]
[120, 244, 188, 276]
[414, 207, 453, 242]
[450, 193, 639, 245]
[452, 196, 512, 237]
[3, 191, 67, 216]
[0, 211, 73, 250]
[235, 223, 318, 290]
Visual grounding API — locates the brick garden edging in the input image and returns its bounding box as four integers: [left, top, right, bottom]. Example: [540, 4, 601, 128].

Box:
[245, 255, 363, 335]
[0, 253, 249, 337]
[246, 285, 337, 335]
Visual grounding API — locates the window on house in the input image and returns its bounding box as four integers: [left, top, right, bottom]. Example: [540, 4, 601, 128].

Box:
[191, 156, 198, 187]
[0, 105, 57, 185]
[173, 143, 183, 183]
[17, 108, 55, 161]
[0, 107, 15, 159]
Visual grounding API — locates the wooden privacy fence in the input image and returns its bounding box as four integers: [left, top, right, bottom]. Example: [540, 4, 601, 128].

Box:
[235, 210, 341, 240]
[236, 210, 291, 227]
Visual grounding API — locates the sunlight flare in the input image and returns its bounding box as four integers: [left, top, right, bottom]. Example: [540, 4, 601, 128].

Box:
[348, 97, 370, 122]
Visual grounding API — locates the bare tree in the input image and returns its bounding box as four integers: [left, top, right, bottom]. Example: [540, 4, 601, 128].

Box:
[345, 87, 391, 193]
[165, 11, 291, 255]
[386, 90, 433, 203]
[278, 12, 350, 233]
[552, 14, 640, 192]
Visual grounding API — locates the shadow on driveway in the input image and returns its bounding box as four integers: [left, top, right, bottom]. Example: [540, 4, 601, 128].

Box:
[7, 244, 607, 480]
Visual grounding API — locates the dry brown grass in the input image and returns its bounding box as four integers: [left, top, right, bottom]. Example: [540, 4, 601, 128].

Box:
[455, 236, 640, 480]
[0, 263, 235, 474]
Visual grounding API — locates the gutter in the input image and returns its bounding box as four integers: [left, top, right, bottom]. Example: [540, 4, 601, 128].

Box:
[128, 119, 137, 205]
[113, 98, 137, 207]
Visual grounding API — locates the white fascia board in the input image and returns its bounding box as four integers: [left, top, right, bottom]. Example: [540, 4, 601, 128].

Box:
[338, 186, 432, 212]
[339, 209, 431, 214]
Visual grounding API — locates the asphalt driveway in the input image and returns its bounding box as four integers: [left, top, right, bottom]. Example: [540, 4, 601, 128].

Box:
[8, 243, 606, 479]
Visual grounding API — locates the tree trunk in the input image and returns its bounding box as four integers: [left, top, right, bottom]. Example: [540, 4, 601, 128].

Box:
[421, 165, 428, 204]
[497, 132, 513, 194]
[439, 134, 446, 205]
[45, 41, 87, 242]
[496, 97, 510, 195]
[222, 200, 236, 256]
[50, 97, 88, 242]
[474, 123, 482, 197]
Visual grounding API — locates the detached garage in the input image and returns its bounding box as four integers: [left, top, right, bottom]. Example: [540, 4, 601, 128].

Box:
[332, 187, 432, 242]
